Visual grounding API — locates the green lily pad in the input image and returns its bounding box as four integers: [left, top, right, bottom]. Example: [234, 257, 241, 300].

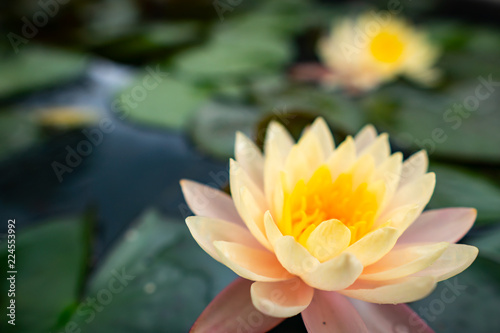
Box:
[409, 257, 500, 333]
[189, 100, 261, 159]
[0, 46, 87, 99]
[0, 112, 40, 161]
[115, 72, 210, 129]
[69, 211, 236, 333]
[0, 216, 88, 333]
[362, 84, 500, 163]
[469, 227, 500, 264]
[429, 163, 500, 226]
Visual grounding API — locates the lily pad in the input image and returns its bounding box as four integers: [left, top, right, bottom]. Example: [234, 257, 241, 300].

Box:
[0, 46, 87, 99]
[188, 100, 261, 159]
[69, 211, 236, 333]
[428, 163, 500, 226]
[0, 216, 88, 333]
[115, 72, 210, 129]
[0, 112, 40, 161]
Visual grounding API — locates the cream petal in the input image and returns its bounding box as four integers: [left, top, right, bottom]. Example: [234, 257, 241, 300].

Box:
[387, 173, 435, 213]
[339, 276, 436, 304]
[274, 236, 363, 291]
[399, 150, 428, 188]
[305, 219, 351, 262]
[346, 227, 399, 266]
[264, 121, 294, 205]
[230, 159, 271, 249]
[250, 278, 314, 318]
[413, 244, 478, 282]
[349, 300, 435, 333]
[354, 124, 377, 153]
[397, 208, 477, 244]
[186, 216, 264, 262]
[325, 136, 356, 181]
[264, 211, 283, 248]
[359, 133, 391, 165]
[235, 131, 264, 191]
[284, 125, 325, 187]
[309, 117, 335, 159]
[361, 242, 449, 281]
[191, 278, 284, 333]
[214, 241, 293, 282]
[180, 180, 244, 227]
[373, 152, 403, 209]
[302, 291, 368, 333]
[349, 154, 375, 189]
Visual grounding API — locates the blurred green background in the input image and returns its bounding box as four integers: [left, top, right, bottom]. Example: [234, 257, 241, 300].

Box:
[0, 0, 499, 332]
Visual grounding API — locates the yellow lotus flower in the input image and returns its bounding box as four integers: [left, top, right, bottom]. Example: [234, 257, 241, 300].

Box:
[318, 13, 440, 91]
[181, 118, 477, 332]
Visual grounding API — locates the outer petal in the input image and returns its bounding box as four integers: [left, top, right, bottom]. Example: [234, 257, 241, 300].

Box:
[399, 150, 428, 188]
[387, 173, 435, 214]
[325, 136, 356, 180]
[397, 208, 477, 244]
[284, 124, 325, 188]
[251, 278, 314, 318]
[302, 291, 368, 333]
[305, 219, 351, 262]
[186, 216, 263, 262]
[413, 244, 478, 281]
[361, 242, 449, 281]
[309, 117, 335, 159]
[354, 124, 377, 153]
[274, 236, 363, 291]
[230, 159, 271, 249]
[359, 133, 391, 166]
[214, 241, 294, 282]
[349, 300, 435, 333]
[264, 121, 294, 205]
[181, 180, 244, 227]
[235, 132, 264, 190]
[339, 276, 436, 304]
[346, 227, 400, 266]
[191, 278, 284, 333]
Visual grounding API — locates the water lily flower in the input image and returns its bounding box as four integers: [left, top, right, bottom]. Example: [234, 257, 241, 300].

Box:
[317, 13, 440, 92]
[181, 118, 478, 332]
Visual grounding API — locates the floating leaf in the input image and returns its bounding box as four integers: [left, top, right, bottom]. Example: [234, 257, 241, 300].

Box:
[69, 211, 236, 333]
[429, 163, 500, 226]
[116, 73, 209, 129]
[0, 46, 87, 99]
[0, 216, 87, 333]
[189, 100, 261, 159]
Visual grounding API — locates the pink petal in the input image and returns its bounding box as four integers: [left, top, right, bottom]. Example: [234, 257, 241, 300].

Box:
[180, 180, 245, 227]
[349, 299, 435, 333]
[301, 291, 368, 333]
[191, 278, 283, 333]
[397, 208, 477, 244]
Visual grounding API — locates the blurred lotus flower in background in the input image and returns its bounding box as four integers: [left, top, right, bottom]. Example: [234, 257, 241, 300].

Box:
[181, 118, 478, 332]
[317, 13, 441, 92]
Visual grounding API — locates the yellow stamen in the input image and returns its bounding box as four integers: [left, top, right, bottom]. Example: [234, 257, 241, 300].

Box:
[280, 165, 381, 247]
[370, 31, 405, 63]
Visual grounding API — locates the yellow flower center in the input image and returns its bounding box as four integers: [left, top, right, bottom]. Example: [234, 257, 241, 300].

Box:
[369, 31, 405, 63]
[280, 166, 379, 247]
